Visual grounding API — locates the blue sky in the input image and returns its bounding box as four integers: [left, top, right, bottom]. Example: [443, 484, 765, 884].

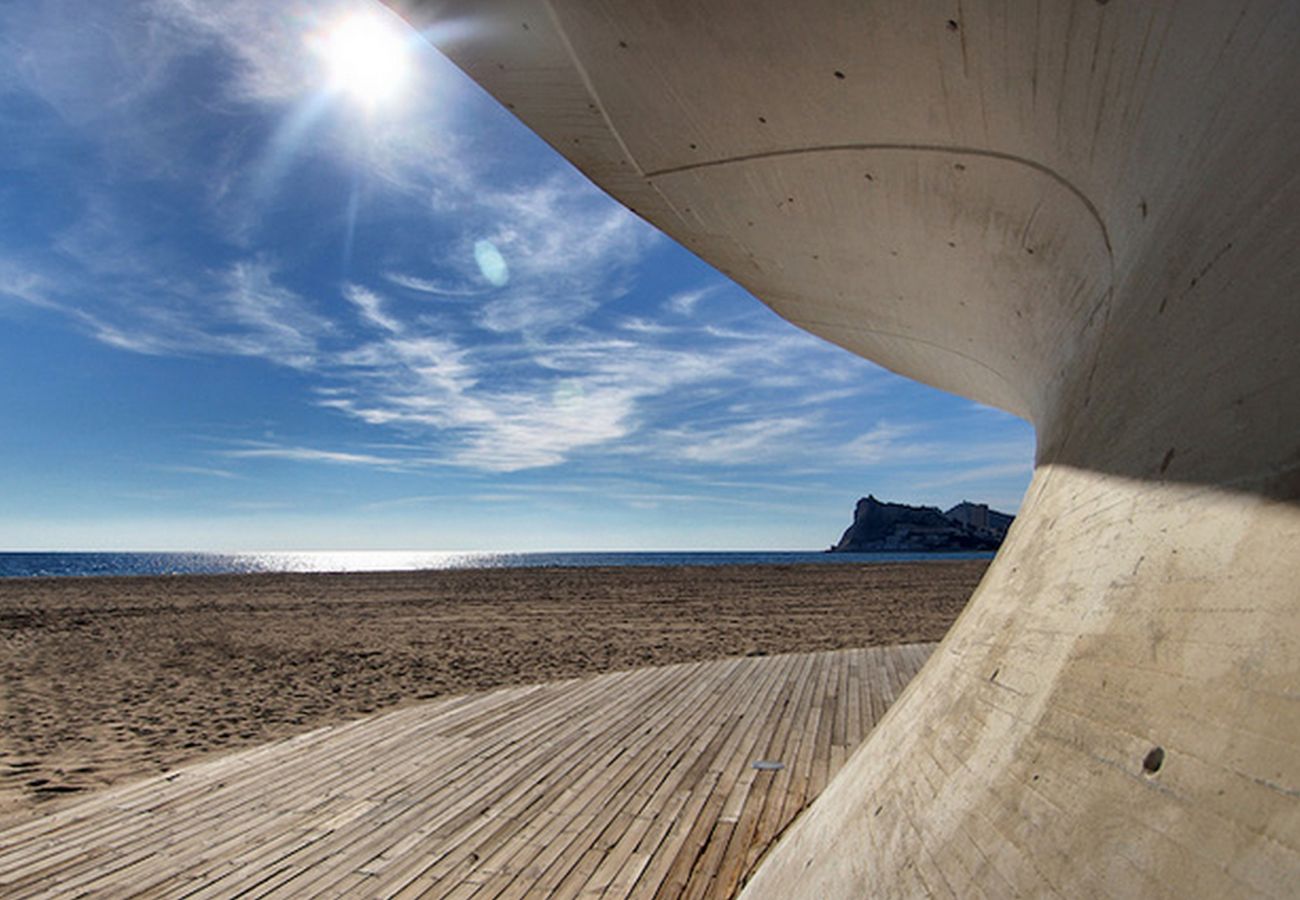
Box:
[0, 0, 1034, 551]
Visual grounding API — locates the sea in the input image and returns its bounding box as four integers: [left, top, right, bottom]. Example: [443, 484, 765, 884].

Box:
[0, 550, 995, 579]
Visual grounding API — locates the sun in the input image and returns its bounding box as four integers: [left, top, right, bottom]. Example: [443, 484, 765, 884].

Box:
[317, 12, 411, 109]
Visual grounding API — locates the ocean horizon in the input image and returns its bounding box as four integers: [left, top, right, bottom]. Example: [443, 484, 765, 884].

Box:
[0, 550, 996, 579]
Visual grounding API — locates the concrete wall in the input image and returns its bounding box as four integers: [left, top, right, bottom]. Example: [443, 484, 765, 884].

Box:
[391, 1, 1300, 894]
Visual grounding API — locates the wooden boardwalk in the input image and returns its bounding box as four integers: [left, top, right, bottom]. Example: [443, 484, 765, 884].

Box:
[0, 644, 934, 898]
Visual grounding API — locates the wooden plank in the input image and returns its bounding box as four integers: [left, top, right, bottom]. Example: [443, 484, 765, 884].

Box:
[808, 651, 839, 798]
[576, 657, 795, 899]
[646, 653, 811, 899]
[844, 648, 865, 766]
[519, 654, 795, 899]
[0, 691, 512, 890]
[7, 684, 577, 896]
[38, 706, 479, 895]
[0, 645, 936, 899]
[477, 658, 762, 899]
[638, 655, 803, 898]
[282, 666, 691, 897]
[735, 651, 825, 883]
[712, 653, 843, 898]
[601, 656, 798, 900]
[591, 658, 799, 900]
[373, 662, 704, 898]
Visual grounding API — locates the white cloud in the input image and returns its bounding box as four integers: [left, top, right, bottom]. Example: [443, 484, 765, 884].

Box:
[303, 302, 877, 473]
[359, 493, 454, 511]
[620, 317, 676, 334]
[839, 422, 921, 464]
[345, 284, 404, 334]
[909, 462, 1033, 490]
[50, 259, 333, 368]
[218, 261, 334, 366]
[660, 416, 822, 465]
[221, 445, 399, 467]
[666, 288, 711, 317]
[0, 263, 60, 311]
[383, 272, 488, 297]
[466, 180, 655, 335]
[147, 0, 351, 104]
[156, 465, 241, 479]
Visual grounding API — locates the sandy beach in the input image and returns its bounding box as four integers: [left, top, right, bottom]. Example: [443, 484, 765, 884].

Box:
[0, 561, 986, 825]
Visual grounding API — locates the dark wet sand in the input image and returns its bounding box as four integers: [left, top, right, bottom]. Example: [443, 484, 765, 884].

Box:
[0, 561, 987, 824]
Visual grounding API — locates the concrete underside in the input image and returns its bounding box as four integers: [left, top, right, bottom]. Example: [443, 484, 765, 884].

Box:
[390, 1, 1300, 895]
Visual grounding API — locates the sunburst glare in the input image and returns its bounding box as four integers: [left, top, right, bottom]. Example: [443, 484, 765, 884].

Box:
[315, 11, 411, 109]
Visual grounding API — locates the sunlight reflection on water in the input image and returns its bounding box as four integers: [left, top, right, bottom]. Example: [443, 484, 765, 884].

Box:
[239, 550, 508, 572]
[0, 550, 995, 579]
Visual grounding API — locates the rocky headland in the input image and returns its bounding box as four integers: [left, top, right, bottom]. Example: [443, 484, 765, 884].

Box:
[829, 495, 1014, 552]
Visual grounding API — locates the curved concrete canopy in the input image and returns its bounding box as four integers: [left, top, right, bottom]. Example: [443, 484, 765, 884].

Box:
[390, 1, 1300, 894]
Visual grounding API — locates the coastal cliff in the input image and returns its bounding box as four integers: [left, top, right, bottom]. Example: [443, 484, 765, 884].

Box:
[829, 496, 1013, 553]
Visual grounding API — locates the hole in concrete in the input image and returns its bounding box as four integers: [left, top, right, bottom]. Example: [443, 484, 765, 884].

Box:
[834, 70, 845, 79]
[689, 143, 697, 149]
[874, 805, 883, 816]
[1142, 746, 1165, 775]
[947, 19, 960, 31]
[954, 163, 966, 171]
[617, 40, 628, 49]
[758, 115, 767, 124]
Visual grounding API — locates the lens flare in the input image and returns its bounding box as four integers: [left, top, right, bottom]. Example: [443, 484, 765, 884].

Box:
[474, 240, 510, 286]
